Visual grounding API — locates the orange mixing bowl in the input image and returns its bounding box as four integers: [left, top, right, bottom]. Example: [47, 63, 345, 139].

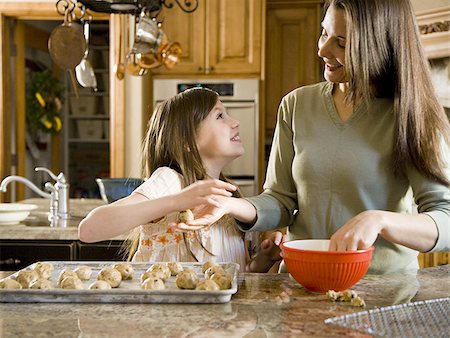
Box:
[280, 239, 374, 293]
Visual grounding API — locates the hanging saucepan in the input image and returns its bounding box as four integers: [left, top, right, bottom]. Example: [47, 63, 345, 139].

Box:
[48, 8, 86, 97]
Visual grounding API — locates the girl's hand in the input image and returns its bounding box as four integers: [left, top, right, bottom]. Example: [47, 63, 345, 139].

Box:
[170, 190, 233, 232]
[173, 179, 236, 212]
[329, 210, 384, 251]
[247, 231, 285, 272]
[259, 231, 285, 261]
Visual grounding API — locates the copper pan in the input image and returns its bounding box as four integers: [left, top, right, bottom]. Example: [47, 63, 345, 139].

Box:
[48, 8, 86, 97]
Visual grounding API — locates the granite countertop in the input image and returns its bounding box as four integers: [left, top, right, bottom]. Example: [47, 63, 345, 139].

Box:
[0, 265, 448, 337]
[0, 198, 126, 241]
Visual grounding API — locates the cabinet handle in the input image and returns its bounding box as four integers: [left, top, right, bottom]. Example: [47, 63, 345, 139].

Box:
[0, 258, 21, 266]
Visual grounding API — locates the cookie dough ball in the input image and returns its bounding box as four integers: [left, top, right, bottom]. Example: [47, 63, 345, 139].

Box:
[88, 280, 112, 290]
[113, 262, 134, 280]
[141, 277, 165, 290]
[33, 262, 54, 280]
[16, 270, 39, 288]
[211, 273, 232, 290]
[30, 278, 54, 289]
[202, 261, 218, 273]
[204, 265, 225, 280]
[167, 262, 184, 276]
[0, 278, 22, 289]
[58, 269, 79, 286]
[179, 209, 194, 223]
[147, 263, 171, 281]
[60, 276, 83, 289]
[195, 279, 220, 291]
[74, 266, 93, 281]
[176, 269, 199, 289]
[140, 271, 164, 283]
[97, 267, 122, 288]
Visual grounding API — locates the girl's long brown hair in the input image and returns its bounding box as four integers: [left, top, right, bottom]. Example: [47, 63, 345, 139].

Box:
[325, 0, 450, 185]
[123, 88, 241, 261]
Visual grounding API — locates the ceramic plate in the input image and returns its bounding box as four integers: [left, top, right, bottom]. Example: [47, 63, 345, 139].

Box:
[0, 203, 38, 225]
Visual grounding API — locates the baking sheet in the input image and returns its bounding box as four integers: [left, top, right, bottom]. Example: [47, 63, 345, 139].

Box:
[324, 297, 450, 337]
[0, 261, 239, 304]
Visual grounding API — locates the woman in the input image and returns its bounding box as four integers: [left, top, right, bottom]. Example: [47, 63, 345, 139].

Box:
[181, 0, 450, 274]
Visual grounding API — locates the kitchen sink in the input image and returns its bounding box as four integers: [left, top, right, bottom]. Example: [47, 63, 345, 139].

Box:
[20, 198, 105, 227]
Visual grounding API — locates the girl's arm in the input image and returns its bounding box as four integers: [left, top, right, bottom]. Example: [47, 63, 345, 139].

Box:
[79, 179, 236, 243]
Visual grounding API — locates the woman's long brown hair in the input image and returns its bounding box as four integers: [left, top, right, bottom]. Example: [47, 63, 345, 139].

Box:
[122, 88, 241, 261]
[325, 0, 450, 185]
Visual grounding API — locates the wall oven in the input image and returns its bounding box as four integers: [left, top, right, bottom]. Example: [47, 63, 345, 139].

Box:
[153, 79, 259, 196]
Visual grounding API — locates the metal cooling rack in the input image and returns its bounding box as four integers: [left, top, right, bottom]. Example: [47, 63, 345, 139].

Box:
[324, 297, 450, 337]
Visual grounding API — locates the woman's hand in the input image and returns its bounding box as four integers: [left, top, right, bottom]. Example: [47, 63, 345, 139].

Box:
[329, 210, 384, 251]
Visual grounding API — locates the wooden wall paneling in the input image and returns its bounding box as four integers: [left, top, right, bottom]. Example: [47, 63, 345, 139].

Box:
[14, 21, 26, 200]
[0, 14, 11, 202]
[265, 1, 322, 137]
[110, 14, 125, 177]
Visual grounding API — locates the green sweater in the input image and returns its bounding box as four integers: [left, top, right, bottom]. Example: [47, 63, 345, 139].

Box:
[242, 82, 450, 274]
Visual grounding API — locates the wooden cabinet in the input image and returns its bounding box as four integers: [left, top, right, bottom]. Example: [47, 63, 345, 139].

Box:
[0, 240, 76, 271]
[151, 0, 262, 75]
[265, 0, 323, 137]
[0, 239, 125, 271]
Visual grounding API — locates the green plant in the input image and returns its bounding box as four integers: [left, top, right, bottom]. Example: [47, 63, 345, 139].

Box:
[26, 69, 64, 134]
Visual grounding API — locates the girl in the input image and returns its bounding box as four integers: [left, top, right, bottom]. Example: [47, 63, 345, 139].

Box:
[78, 87, 281, 272]
[179, 0, 450, 274]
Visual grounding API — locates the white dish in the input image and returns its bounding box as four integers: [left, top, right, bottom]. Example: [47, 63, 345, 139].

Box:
[0, 203, 38, 225]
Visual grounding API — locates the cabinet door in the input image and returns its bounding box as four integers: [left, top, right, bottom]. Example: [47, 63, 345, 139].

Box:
[265, 1, 322, 135]
[0, 240, 76, 271]
[150, 3, 206, 74]
[207, 0, 262, 74]
[77, 240, 124, 261]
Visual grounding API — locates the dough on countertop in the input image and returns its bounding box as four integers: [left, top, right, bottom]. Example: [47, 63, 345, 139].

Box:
[88, 280, 112, 290]
[0, 278, 22, 289]
[60, 276, 83, 289]
[33, 262, 54, 280]
[167, 262, 183, 276]
[195, 279, 220, 291]
[30, 278, 54, 289]
[176, 269, 199, 289]
[97, 267, 122, 288]
[141, 277, 165, 290]
[74, 266, 93, 281]
[16, 270, 39, 288]
[113, 262, 134, 280]
[147, 263, 171, 281]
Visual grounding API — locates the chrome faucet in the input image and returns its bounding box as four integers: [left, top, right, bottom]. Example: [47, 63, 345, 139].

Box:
[0, 167, 70, 222]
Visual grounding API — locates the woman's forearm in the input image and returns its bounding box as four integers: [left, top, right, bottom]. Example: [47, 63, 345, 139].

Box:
[226, 197, 258, 225]
[380, 212, 439, 252]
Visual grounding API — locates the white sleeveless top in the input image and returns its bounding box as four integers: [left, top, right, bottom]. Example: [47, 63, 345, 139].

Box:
[131, 167, 247, 270]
